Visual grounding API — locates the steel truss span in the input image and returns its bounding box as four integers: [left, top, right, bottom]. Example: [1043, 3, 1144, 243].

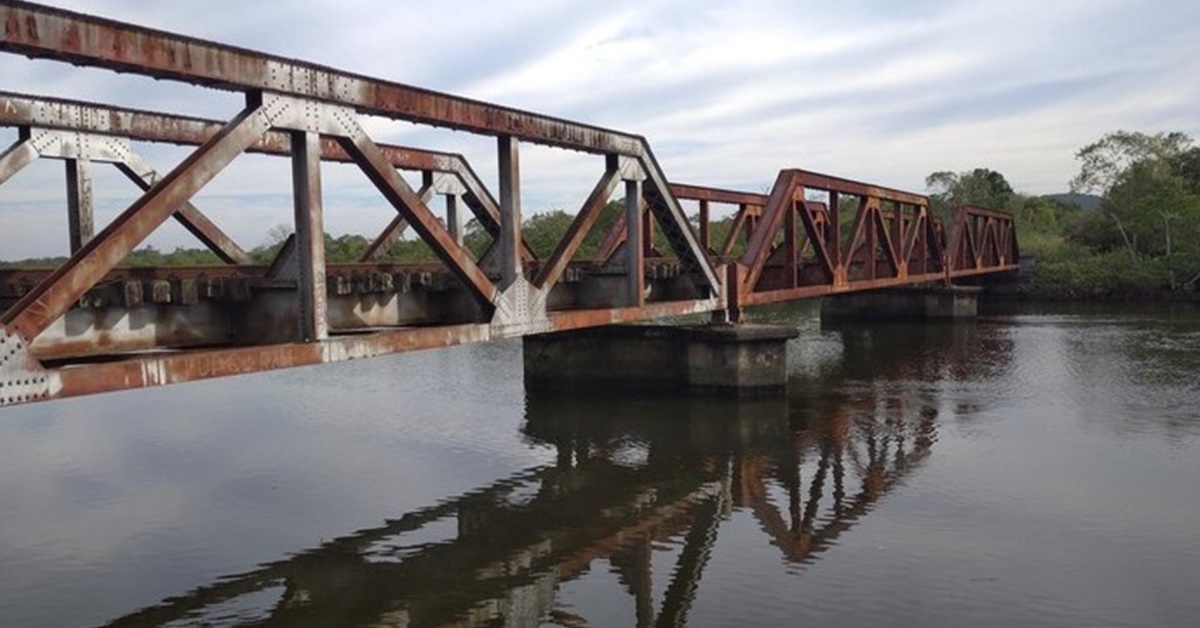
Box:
[0, 1, 1018, 406]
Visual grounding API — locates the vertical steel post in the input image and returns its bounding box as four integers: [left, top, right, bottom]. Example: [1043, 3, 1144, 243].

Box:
[867, 202, 877, 280]
[830, 194, 840, 267]
[625, 179, 644, 306]
[497, 135, 522, 288]
[291, 131, 328, 341]
[642, 202, 655, 258]
[784, 200, 798, 287]
[698, 199, 710, 252]
[446, 194, 462, 246]
[745, 208, 758, 248]
[64, 157, 94, 254]
[918, 213, 928, 275]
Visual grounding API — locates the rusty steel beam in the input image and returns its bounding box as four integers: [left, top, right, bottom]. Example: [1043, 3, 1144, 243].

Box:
[63, 157, 93, 253]
[640, 150, 721, 291]
[359, 180, 435, 262]
[1, 99, 278, 341]
[626, 179, 645, 306]
[669, 184, 769, 256]
[497, 136, 523, 289]
[0, 2, 643, 155]
[783, 195, 798, 287]
[336, 128, 499, 312]
[0, 91, 533, 259]
[4, 269, 719, 362]
[114, 154, 252, 265]
[446, 194, 462, 244]
[30, 297, 718, 404]
[0, 123, 253, 264]
[720, 207, 752, 258]
[740, 170, 804, 291]
[740, 272, 951, 306]
[594, 211, 628, 263]
[533, 165, 622, 290]
[291, 131, 328, 341]
[874, 205, 901, 277]
[0, 136, 38, 185]
[790, 171, 927, 206]
[797, 202, 836, 282]
[669, 183, 768, 207]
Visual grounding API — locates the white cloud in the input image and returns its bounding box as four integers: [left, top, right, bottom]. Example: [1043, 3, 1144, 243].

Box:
[1, 0, 1198, 258]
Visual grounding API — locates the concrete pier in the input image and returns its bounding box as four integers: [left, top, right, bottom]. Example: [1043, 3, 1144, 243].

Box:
[523, 324, 799, 396]
[820, 285, 980, 322]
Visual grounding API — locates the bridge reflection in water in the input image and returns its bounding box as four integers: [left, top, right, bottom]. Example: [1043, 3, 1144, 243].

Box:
[101, 322, 1005, 627]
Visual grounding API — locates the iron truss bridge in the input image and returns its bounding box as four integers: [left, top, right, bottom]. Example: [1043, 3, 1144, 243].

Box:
[0, 1, 1018, 406]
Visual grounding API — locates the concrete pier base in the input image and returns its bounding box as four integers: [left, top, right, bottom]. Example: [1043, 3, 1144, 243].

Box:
[523, 324, 799, 396]
[820, 285, 980, 322]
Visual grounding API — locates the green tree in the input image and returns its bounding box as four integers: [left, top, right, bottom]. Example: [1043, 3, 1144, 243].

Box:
[1168, 146, 1200, 196]
[521, 210, 575, 258]
[1068, 130, 1200, 290]
[1070, 131, 1195, 256]
[925, 168, 1014, 217]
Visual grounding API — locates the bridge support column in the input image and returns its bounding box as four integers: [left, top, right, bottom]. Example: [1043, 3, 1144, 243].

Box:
[523, 324, 799, 396]
[820, 285, 980, 322]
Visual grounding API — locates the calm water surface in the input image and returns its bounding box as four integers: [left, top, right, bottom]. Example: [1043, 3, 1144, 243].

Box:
[1, 302, 1198, 627]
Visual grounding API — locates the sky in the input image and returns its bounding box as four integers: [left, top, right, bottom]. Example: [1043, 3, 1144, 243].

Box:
[1, 0, 1198, 259]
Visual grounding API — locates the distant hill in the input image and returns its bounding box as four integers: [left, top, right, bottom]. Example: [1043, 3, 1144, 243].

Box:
[1041, 192, 1102, 210]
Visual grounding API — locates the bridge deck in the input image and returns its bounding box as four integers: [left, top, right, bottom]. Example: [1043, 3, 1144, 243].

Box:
[0, 1, 1017, 406]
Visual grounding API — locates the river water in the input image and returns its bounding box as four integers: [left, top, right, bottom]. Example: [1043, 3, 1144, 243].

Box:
[0, 302, 1198, 627]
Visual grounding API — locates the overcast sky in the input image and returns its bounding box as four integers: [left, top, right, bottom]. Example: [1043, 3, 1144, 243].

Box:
[1, 0, 1198, 259]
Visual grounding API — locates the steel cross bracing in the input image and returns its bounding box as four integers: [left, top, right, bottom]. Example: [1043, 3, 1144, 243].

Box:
[0, 1, 1019, 406]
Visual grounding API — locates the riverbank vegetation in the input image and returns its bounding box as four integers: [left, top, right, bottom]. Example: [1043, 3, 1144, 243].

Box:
[928, 131, 1200, 299]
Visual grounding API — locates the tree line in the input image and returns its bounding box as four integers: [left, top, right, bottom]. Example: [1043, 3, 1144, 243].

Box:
[927, 130, 1200, 298]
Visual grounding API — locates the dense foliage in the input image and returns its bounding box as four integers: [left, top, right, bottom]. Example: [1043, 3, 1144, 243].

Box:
[927, 131, 1200, 299]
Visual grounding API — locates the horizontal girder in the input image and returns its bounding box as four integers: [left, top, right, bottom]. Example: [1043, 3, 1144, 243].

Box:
[0, 1, 644, 155]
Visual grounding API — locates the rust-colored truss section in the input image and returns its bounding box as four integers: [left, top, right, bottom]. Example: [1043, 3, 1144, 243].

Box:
[0, 1, 1017, 406]
[948, 205, 1020, 277]
[721, 170, 1018, 318]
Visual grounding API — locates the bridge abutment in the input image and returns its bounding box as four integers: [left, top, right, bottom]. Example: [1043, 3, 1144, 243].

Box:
[523, 324, 799, 396]
[819, 285, 980, 322]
